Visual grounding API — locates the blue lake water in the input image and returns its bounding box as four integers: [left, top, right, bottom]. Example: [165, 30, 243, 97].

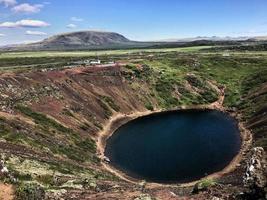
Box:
[105, 110, 241, 183]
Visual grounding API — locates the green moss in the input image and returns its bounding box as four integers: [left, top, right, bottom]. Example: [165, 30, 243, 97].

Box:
[145, 102, 154, 111]
[93, 121, 103, 130]
[58, 146, 86, 162]
[15, 182, 45, 200]
[155, 77, 179, 108]
[16, 105, 71, 133]
[13, 172, 32, 181]
[3, 132, 25, 143]
[97, 99, 113, 118]
[100, 96, 120, 112]
[36, 174, 54, 186]
[0, 123, 10, 136]
[79, 122, 91, 131]
[75, 138, 96, 153]
[193, 179, 216, 193]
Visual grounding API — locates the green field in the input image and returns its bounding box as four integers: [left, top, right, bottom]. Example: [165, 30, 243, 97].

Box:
[0, 46, 212, 58]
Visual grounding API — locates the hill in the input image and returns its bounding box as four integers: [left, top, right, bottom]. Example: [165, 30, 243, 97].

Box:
[1, 31, 146, 51]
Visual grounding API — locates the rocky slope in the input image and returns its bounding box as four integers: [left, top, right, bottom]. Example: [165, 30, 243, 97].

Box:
[0, 63, 222, 199]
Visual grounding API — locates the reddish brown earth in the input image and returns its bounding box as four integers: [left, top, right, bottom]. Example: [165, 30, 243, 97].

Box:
[0, 184, 14, 200]
[0, 65, 266, 199]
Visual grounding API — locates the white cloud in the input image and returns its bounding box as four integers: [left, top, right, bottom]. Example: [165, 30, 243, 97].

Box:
[12, 3, 43, 14]
[66, 24, 77, 29]
[71, 17, 83, 22]
[26, 30, 47, 36]
[0, 19, 50, 28]
[0, 33, 5, 37]
[0, 0, 17, 7]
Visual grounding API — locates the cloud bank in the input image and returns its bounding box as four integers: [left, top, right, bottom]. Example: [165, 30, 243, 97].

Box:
[26, 30, 47, 35]
[71, 17, 83, 22]
[0, 19, 50, 28]
[12, 3, 43, 14]
[66, 24, 77, 29]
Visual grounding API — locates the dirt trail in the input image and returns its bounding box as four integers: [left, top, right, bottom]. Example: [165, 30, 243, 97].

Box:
[0, 184, 14, 200]
[208, 80, 225, 109]
[0, 111, 35, 126]
[211, 87, 225, 108]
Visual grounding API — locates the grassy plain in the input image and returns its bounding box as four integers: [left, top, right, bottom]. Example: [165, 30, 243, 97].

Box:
[0, 46, 211, 59]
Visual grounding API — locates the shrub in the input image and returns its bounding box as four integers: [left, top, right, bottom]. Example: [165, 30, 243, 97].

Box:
[76, 138, 96, 153]
[15, 183, 45, 200]
[58, 146, 85, 162]
[100, 96, 120, 112]
[15, 105, 71, 133]
[192, 179, 216, 194]
[79, 122, 91, 131]
[145, 102, 154, 111]
[36, 174, 54, 186]
[97, 99, 112, 118]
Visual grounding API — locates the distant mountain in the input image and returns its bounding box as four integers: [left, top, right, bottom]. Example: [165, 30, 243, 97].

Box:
[158, 36, 253, 42]
[250, 36, 267, 41]
[1, 31, 145, 51]
[43, 31, 130, 45]
[1, 31, 267, 51]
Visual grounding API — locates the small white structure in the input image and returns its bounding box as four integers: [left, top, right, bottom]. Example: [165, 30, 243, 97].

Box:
[222, 51, 230, 57]
[89, 60, 101, 65]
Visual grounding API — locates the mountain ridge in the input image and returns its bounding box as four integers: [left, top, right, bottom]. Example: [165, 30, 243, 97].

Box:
[1, 30, 267, 51]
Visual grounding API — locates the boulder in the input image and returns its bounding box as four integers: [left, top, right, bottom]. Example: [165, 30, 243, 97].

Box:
[241, 147, 267, 199]
[243, 147, 267, 188]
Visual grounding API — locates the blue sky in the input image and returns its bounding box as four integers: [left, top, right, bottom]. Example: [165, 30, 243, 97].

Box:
[0, 0, 267, 45]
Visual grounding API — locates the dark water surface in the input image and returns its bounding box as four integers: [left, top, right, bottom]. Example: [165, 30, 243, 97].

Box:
[105, 110, 241, 183]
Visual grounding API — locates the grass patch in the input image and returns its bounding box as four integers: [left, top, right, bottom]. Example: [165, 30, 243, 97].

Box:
[79, 122, 91, 131]
[36, 174, 54, 186]
[145, 102, 154, 111]
[15, 182, 45, 200]
[193, 179, 216, 193]
[100, 96, 120, 112]
[15, 105, 71, 133]
[75, 138, 96, 153]
[97, 99, 113, 118]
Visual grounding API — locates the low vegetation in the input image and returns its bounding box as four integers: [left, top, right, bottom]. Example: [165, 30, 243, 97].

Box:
[193, 179, 217, 194]
[15, 182, 45, 200]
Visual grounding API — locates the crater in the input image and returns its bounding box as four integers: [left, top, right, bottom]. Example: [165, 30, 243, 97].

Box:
[104, 109, 241, 184]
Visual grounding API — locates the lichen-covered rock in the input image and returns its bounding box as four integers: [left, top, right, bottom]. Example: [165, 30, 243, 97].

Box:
[0, 160, 9, 174]
[0, 157, 16, 183]
[241, 147, 267, 199]
[244, 147, 267, 188]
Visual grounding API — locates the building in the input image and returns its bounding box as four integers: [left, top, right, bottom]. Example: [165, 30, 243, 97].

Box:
[89, 60, 101, 65]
